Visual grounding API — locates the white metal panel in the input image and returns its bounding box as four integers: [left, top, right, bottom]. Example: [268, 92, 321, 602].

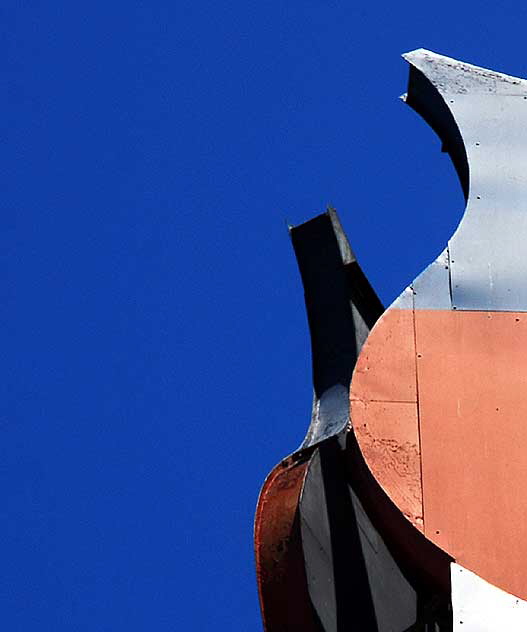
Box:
[390, 285, 414, 310]
[413, 248, 452, 310]
[404, 50, 527, 311]
[403, 48, 527, 96]
[448, 95, 527, 311]
[452, 563, 527, 630]
[305, 383, 350, 447]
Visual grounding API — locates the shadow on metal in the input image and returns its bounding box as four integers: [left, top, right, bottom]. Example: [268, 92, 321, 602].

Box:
[403, 63, 469, 201]
[255, 207, 452, 630]
[299, 437, 453, 631]
[254, 448, 323, 632]
[291, 209, 383, 449]
[255, 208, 383, 630]
[345, 431, 454, 629]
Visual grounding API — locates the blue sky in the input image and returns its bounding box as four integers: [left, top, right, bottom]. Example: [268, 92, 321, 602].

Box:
[2, 2, 527, 629]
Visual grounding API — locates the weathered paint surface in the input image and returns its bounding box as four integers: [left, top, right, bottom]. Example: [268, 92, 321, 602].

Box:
[452, 563, 527, 631]
[257, 50, 527, 629]
[254, 209, 386, 630]
[350, 307, 527, 600]
[350, 399, 422, 529]
[345, 429, 453, 600]
[254, 453, 321, 632]
[350, 309, 423, 530]
[349, 50, 527, 607]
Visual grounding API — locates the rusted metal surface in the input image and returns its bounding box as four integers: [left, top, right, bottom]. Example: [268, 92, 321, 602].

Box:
[254, 208, 386, 630]
[256, 49, 527, 628]
[341, 50, 527, 626]
[415, 309, 527, 602]
[254, 451, 322, 632]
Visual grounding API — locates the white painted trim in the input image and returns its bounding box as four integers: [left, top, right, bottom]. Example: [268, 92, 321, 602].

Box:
[452, 563, 527, 630]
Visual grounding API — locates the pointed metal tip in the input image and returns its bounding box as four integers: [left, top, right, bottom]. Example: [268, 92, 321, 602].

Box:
[325, 206, 338, 226]
[399, 92, 408, 102]
[402, 47, 432, 62]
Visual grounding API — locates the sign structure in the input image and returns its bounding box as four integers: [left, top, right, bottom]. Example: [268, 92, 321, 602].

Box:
[255, 50, 527, 631]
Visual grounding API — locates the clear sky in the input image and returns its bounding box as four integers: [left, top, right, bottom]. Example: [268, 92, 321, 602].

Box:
[2, 1, 525, 629]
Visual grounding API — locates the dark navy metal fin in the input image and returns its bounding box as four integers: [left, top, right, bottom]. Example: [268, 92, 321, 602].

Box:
[290, 209, 383, 447]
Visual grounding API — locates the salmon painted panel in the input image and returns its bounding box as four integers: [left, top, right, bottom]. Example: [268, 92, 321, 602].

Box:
[416, 310, 527, 600]
[350, 309, 422, 529]
[350, 49, 527, 605]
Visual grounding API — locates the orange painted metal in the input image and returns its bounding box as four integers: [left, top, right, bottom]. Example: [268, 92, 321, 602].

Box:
[254, 451, 322, 632]
[344, 431, 452, 595]
[351, 306, 527, 600]
[350, 309, 423, 531]
[350, 309, 417, 403]
[351, 399, 422, 529]
[415, 309, 527, 601]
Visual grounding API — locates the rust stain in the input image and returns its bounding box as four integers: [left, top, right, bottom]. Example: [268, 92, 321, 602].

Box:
[254, 453, 322, 631]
